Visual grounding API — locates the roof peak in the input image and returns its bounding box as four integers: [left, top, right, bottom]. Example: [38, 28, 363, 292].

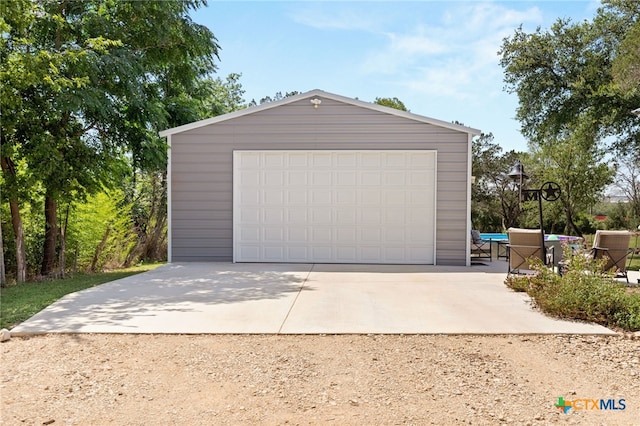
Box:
[159, 89, 481, 137]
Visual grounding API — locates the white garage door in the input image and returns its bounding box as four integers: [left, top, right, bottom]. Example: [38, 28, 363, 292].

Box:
[233, 151, 436, 264]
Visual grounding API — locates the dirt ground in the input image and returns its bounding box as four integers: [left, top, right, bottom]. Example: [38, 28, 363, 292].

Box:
[1, 333, 639, 425]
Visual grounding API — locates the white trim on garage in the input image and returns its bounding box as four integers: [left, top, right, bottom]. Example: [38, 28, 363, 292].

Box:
[233, 150, 437, 264]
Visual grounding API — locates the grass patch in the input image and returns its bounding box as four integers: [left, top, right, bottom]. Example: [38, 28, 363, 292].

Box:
[505, 249, 640, 331]
[0, 263, 162, 330]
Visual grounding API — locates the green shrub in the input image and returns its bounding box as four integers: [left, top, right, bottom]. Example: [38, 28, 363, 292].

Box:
[505, 246, 640, 331]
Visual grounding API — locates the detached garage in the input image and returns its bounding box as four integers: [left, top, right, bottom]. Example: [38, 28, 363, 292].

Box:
[160, 90, 480, 266]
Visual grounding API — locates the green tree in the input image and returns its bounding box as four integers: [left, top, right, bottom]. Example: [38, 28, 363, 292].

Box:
[206, 73, 247, 114]
[249, 91, 300, 106]
[374, 97, 408, 111]
[499, 0, 640, 155]
[67, 189, 134, 272]
[471, 133, 523, 231]
[527, 127, 615, 237]
[1, 0, 219, 277]
[614, 155, 640, 227]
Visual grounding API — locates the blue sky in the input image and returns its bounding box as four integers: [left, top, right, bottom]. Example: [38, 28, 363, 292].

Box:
[193, 1, 601, 152]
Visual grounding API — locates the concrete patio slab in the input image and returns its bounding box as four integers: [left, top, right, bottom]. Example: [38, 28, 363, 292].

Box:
[10, 262, 619, 335]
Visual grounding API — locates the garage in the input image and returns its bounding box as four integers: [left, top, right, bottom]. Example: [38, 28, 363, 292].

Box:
[160, 89, 480, 266]
[233, 150, 436, 264]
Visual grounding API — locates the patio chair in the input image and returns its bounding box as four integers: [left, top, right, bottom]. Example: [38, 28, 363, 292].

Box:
[470, 230, 492, 262]
[589, 230, 632, 283]
[506, 228, 554, 275]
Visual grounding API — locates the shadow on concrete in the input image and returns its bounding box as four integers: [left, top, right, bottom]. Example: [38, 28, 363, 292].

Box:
[13, 264, 313, 333]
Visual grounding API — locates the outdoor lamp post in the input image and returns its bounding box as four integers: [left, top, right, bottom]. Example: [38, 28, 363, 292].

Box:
[508, 161, 562, 257]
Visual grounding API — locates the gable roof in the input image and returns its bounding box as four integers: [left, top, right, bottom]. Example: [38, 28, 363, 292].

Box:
[159, 89, 481, 137]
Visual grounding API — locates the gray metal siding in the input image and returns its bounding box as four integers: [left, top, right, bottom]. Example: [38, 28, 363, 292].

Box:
[170, 97, 469, 265]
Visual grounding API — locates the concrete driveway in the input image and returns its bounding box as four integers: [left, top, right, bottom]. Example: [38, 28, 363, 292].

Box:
[11, 262, 616, 335]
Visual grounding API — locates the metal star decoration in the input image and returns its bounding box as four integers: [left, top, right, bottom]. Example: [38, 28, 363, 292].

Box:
[540, 182, 561, 201]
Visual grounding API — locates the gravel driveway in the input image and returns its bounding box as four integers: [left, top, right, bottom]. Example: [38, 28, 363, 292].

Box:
[1, 333, 639, 425]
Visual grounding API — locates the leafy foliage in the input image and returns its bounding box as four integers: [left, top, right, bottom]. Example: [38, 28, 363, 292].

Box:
[374, 97, 408, 111]
[66, 190, 135, 272]
[500, 0, 640, 155]
[526, 128, 616, 236]
[471, 133, 524, 231]
[1, 0, 219, 278]
[248, 91, 301, 106]
[505, 246, 640, 331]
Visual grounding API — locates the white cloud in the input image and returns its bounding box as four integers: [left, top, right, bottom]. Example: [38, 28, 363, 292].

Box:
[387, 32, 448, 56]
[289, 5, 383, 32]
[361, 2, 545, 100]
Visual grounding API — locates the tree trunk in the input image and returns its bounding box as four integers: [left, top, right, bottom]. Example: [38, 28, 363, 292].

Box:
[90, 226, 111, 273]
[144, 212, 166, 261]
[41, 194, 58, 276]
[564, 201, 583, 238]
[10, 200, 26, 283]
[58, 204, 70, 279]
[1, 157, 26, 283]
[0, 218, 6, 287]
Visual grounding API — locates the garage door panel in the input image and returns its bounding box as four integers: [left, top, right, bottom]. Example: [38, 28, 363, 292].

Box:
[311, 190, 332, 204]
[336, 208, 357, 224]
[336, 171, 357, 185]
[264, 153, 285, 168]
[312, 153, 332, 167]
[239, 227, 260, 242]
[384, 247, 406, 262]
[336, 228, 357, 242]
[311, 208, 332, 224]
[239, 246, 260, 260]
[288, 153, 309, 167]
[359, 210, 381, 225]
[287, 246, 308, 261]
[312, 171, 332, 185]
[409, 247, 433, 262]
[264, 246, 284, 261]
[336, 152, 357, 166]
[361, 247, 382, 261]
[264, 171, 284, 185]
[360, 227, 382, 243]
[239, 208, 260, 223]
[239, 189, 260, 204]
[264, 208, 284, 224]
[310, 227, 332, 242]
[336, 189, 356, 204]
[384, 228, 406, 243]
[337, 247, 357, 262]
[287, 227, 308, 243]
[383, 190, 406, 205]
[360, 153, 381, 167]
[360, 190, 381, 205]
[361, 172, 381, 186]
[411, 152, 435, 168]
[311, 246, 333, 261]
[383, 208, 405, 224]
[383, 171, 406, 186]
[264, 227, 284, 242]
[264, 189, 284, 204]
[287, 208, 308, 224]
[286, 190, 307, 204]
[234, 151, 436, 264]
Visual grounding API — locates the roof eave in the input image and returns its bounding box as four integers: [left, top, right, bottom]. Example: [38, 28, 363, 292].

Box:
[159, 89, 481, 137]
